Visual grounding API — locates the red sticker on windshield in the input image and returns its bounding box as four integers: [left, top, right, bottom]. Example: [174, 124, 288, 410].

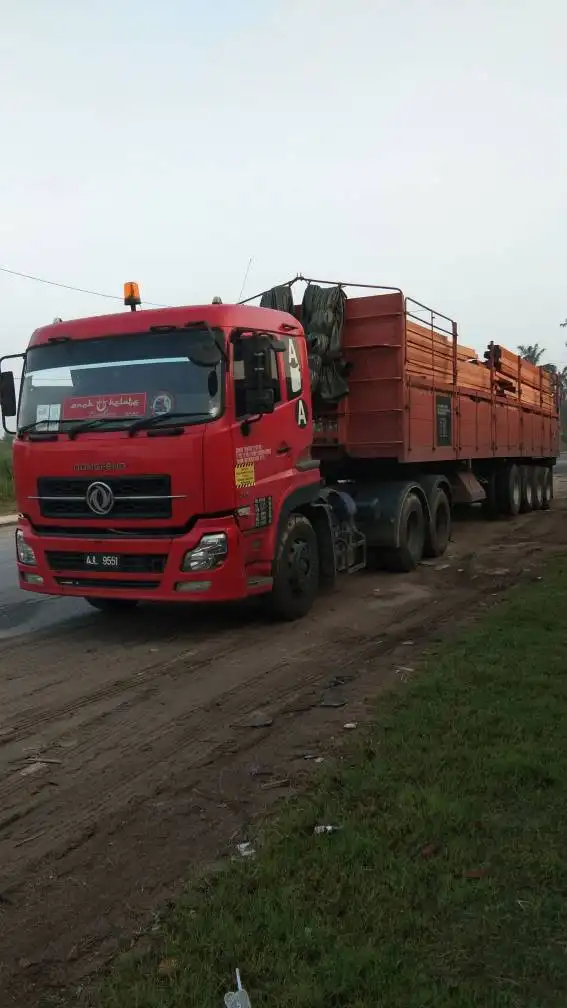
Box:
[62, 393, 147, 421]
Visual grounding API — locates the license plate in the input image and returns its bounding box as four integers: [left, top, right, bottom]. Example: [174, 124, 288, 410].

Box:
[85, 553, 121, 569]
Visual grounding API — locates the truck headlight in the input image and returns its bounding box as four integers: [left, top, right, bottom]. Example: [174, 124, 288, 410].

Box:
[181, 533, 228, 572]
[16, 529, 37, 566]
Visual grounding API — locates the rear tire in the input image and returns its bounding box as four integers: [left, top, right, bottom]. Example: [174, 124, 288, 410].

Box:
[389, 492, 425, 572]
[85, 598, 139, 614]
[520, 466, 534, 512]
[542, 467, 553, 510]
[532, 467, 545, 510]
[270, 513, 320, 621]
[496, 463, 521, 517]
[423, 488, 451, 558]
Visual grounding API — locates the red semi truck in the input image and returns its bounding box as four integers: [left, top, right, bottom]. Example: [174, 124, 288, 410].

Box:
[0, 277, 559, 620]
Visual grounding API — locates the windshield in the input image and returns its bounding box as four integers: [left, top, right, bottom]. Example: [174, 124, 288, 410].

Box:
[18, 329, 224, 433]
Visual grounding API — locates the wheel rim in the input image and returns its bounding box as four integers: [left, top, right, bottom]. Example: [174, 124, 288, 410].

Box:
[287, 539, 313, 595]
[525, 481, 533, 507]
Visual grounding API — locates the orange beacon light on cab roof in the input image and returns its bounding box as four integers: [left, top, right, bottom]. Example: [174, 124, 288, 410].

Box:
[124, 282, 141, 312]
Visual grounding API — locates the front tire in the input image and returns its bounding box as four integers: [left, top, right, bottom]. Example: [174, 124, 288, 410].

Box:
[85, 598, 139, 614]
[270, 513, 320, 621]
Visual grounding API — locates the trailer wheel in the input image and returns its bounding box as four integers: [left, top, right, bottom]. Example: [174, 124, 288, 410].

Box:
[496, 463, 521, 517]
[270, 513, 320, 621]
[423, 488, 451, 558]
[85, 598, 139, 614]
[532, 467, 545, 510]
[542, 467, 553, 510]
[389, 493, 425, 572]
[520, 466, 534, 512]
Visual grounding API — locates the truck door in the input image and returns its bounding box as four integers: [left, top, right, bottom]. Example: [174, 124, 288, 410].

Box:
[230, 333, 315, 564]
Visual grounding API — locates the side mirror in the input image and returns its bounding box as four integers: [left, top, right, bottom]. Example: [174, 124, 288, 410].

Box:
[0, 372, 17, 417]
[244, 387, 275, 415]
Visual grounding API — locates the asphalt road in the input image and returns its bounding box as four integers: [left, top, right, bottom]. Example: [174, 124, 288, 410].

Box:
[0, 526, 86, 639]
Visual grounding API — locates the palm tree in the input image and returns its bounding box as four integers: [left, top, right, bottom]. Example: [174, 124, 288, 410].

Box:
[518, 343, 546, 365]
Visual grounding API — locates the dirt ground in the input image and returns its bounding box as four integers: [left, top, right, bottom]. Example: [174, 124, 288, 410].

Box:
[2, 483, 567, 1007]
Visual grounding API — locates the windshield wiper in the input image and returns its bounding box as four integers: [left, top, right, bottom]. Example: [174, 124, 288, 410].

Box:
[20, 411, 211, 440]
[67, 417, 132, 440]
[127, 412, 208, 437]
[18, 420, 58, 436]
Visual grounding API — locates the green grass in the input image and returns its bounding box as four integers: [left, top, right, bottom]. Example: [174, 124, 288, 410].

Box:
[97, 560, 567, 1008]
[0, 438, 15, 513]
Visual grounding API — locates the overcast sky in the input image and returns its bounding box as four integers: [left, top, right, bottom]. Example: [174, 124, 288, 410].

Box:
[1, 0, 566, 367]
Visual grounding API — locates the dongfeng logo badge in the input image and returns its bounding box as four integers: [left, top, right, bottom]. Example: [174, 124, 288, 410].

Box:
[86, 481, 114, 515]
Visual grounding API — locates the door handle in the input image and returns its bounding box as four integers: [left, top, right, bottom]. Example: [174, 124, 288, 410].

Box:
[276, 442, 291, 455]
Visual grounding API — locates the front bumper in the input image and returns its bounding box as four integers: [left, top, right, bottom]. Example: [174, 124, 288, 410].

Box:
[15, 517, 255, 603]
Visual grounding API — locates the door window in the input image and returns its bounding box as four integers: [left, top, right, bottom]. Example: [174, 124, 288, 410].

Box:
[232, 337, 281, 418]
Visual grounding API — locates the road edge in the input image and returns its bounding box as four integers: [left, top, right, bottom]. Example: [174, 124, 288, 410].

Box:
[0, 515, 18, 527]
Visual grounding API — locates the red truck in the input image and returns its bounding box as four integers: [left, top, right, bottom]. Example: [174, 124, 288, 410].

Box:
[0, 277, 559, 620]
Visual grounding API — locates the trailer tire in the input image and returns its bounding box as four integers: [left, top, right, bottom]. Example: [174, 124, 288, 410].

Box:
[542, 467, 553, 510]
[496, 463, 521, 517]
[520, 466, 534, 512]
[270, 513, 320, 621]
[389, 493, 425, 572]
[85, 598, 139, 614]
[423, 488, 451, 558]
[532, 467, 545, 510]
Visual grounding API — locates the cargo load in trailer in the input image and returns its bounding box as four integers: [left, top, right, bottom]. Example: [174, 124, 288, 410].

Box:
[0, 277, 559, 620]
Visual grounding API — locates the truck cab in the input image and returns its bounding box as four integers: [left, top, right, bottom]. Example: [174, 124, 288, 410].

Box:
[1, 300, 326, 616]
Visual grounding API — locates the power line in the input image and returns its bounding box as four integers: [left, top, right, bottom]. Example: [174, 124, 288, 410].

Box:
[0, 265, 167, 307]
[237, 256, 253, 302]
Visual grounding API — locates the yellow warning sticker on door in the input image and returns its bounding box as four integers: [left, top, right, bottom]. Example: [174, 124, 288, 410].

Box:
[235, 463, 256, 488]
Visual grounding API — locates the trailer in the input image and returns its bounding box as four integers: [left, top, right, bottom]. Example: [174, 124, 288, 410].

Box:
[0, 277, 559, 620]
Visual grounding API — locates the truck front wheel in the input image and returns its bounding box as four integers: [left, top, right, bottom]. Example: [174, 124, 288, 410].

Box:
[85, 598, 139, 614]
[270, 513, 320, 621]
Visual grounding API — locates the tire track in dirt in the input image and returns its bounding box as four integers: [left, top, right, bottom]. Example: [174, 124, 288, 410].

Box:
[0, 501, 565, 1007]
[0, 576, 496, 854]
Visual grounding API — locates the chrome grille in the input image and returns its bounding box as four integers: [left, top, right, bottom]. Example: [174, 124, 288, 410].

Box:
[35, 475, 173, 520]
